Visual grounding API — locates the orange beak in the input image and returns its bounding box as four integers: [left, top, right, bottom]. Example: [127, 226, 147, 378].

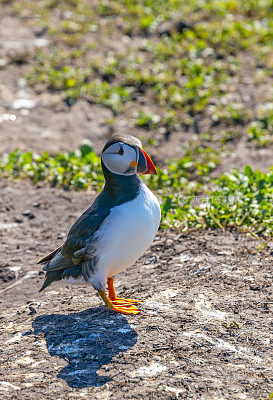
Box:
[137, 147, 157, 175]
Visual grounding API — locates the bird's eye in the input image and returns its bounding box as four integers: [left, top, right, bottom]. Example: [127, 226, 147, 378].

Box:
[117, 146, 124, 155]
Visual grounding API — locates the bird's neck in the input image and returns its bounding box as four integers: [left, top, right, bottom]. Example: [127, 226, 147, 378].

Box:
[102, 162, 141, 204]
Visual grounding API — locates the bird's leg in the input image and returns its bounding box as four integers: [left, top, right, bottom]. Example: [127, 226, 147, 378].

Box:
[107, 277, 143, 305]
[107, 277, 117, 301]
[98, 290, 140, 315]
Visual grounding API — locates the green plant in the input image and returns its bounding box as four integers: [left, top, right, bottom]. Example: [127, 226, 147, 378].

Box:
[1, 147, 273, 237]
[135, 110, 161, 129]
[161, 165, 273, 237]
[247, 104, 273, 146]
[212, 103, 252, 126]
[12, 0, 271, 144]
[0, 144, 103, 190]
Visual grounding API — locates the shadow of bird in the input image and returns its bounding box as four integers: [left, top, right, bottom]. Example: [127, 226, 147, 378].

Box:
[32, 307, 138, 388]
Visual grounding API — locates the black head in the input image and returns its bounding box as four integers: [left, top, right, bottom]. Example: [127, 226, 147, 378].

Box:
[102, 134, 142, 153]
[101, 134, 156, 177]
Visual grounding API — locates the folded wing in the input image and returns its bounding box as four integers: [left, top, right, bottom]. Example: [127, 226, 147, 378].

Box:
[38, 192, 110, 291]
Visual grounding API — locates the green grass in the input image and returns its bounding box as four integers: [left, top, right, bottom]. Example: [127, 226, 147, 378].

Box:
[135, 110, 161, 130]
[247, 103, 273, 146]
[0, 144, 103, 190]
[161, 164, 273, 237]
[1, 146, 272, 238]
[10, 0, 273, 139]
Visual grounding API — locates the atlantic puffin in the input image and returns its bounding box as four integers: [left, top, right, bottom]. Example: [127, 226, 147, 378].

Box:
[38, 134, 161, 315]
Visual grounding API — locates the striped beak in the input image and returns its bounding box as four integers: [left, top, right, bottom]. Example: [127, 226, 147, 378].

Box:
[137, 147, 157, 175]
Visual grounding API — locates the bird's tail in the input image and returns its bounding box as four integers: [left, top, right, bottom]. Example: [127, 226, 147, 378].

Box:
[37, 245, 62, 264]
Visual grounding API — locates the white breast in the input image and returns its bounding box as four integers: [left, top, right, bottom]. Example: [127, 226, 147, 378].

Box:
[89, 182, 161, 290]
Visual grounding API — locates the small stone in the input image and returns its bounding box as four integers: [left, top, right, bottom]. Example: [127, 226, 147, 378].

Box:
[57, 232, 66, 239]
[157, 19, 194, 36]
[13, 98, 37, 110]
[157, 21, 176, 36]
[13, 216, 23, 223]
[22, 210, 35, 219]
[249, 284, 261, 291]
[34, 26, 48, 37]
[28, 306, 37, 315]
[22, 209, 31, 216]
[34, 39, 50, 48]
[0, 58, 7, 69]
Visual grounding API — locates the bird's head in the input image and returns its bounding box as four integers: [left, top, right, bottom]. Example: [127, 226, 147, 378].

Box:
[101, 134, 157, 177]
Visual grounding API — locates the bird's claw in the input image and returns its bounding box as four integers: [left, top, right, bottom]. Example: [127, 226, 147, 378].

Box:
[109, 302, 140, 315]
[110, 297, 143, 305]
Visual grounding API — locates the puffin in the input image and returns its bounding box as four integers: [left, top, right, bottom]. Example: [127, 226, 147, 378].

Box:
[38, 134, 161, 315]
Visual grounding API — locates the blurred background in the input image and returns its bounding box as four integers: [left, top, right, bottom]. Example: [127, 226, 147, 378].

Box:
[0, 0, 273, 167]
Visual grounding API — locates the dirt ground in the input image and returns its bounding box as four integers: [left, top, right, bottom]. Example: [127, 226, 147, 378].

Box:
[0, 180, 272, 400]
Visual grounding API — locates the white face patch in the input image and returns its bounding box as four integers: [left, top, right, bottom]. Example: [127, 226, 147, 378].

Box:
[102, 142, 138, 176]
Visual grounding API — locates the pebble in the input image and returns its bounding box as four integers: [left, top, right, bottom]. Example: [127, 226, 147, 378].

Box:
[22, 209, 31, 216]
[13, 98, 37, 110]
[13, 216, 23, 223]
[34, 26, 48, 37]
[22, 210, 35, 219]
[28, 306, 37, 315]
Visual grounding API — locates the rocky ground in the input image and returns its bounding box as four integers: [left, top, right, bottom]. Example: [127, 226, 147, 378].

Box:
[0, 181, 272, 399]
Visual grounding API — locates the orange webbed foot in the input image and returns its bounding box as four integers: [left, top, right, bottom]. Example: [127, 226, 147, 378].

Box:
[109, 302, 141, 315]
[107, 277, 143, 309]
[98, 290, 141, 315]
[111, 297, 143, 306]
